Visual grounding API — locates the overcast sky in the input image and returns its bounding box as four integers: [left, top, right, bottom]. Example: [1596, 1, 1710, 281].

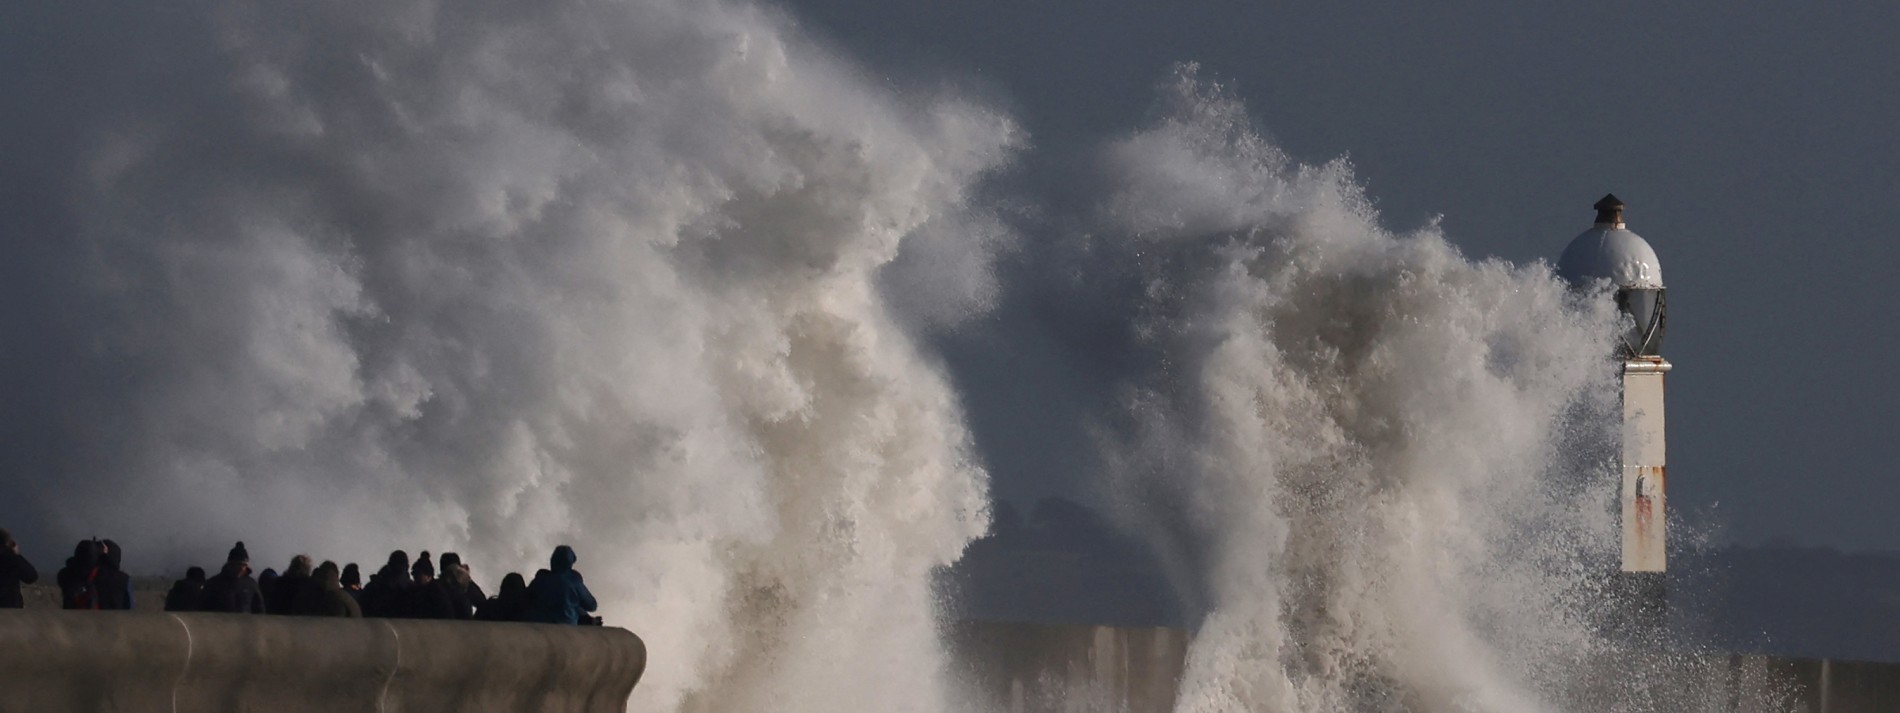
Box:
[783, 0, 1900, 551]
[2, 1, 1893, 570]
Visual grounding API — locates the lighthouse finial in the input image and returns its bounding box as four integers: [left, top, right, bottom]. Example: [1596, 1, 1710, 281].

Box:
[1594, 194, 1626, 228]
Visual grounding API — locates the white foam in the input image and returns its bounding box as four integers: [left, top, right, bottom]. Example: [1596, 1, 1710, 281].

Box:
[8, 1, 1014, 709]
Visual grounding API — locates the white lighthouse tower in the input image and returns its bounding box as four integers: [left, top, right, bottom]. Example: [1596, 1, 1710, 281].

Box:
[1558, 194, 1670, 614]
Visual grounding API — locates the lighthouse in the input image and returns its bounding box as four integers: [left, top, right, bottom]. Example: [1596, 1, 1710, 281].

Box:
[1558, 194, 1670, 620]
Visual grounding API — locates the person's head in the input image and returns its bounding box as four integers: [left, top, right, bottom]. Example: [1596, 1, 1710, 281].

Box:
[227, 541, 250, 565]
[499, 572, 527, 597]
[286, 554, 313, 578]
[550, 545, 577, 572]
[1, 527, 15, 552]
[186, 566, 206, 583]
[71, 539, 102, 567]
[439, 552, 462, 572]
[383, 550, 408, 571]
[259, 568, 279, 587]
[411, 553, 435, 584]
[341, 563, 362, 588]
[220, 560, 245, 577]
[315, 561, 341, 587]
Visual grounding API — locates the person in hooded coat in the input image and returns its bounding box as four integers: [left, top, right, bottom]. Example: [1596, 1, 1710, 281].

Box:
[526, 545, 597, 625]
[200, 542, 265, 614]
[361, 550, 412, 617]
[164, 567, 207, 612]
[291, 561, 362, 618]
[56, 540, 104, 609]
[95, 539, 134, 610]
[0, 528, 38, 609]
[268, 555, 313, 616]
[478, 572, 532, 622]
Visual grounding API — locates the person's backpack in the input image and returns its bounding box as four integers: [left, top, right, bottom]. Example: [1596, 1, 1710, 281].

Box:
[70, 567, 101, 610]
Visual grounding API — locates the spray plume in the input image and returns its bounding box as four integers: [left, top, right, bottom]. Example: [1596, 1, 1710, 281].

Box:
[0, 2, 1785, 711]
[0, 0, 1013, 709]
[1080, 67, 1778, 712]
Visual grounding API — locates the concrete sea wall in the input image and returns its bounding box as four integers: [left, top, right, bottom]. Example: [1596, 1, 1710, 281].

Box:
[7, 609, 1900, 712]
[0, 610, 645, 713]
[950, 621, 1900, 713]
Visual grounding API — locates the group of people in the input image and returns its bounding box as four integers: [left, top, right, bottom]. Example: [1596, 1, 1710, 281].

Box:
[0, 528, 599, 626]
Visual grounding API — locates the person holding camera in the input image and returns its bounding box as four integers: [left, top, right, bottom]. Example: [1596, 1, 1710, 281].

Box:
[0, 528, 37, 609]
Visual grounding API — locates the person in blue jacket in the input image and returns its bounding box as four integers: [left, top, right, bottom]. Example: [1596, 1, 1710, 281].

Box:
[526, 545, 597, 625]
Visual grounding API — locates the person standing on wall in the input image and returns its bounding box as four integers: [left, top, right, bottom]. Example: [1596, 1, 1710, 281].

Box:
[96, 539, 133, 610]
[340, 563, 364, 605]
[290, 561, 362, 618]
[268, 555, 314, 616]
[56, 540, 103, 609]
[527, 545, 598, 625]
[361, 550, 413, 617]
[200, 542, 265, 614]
[438, 553, 486, 606]
[165, 567, 207, 612]
[0, 528, 38, 609]
[479, 572, 532, 622]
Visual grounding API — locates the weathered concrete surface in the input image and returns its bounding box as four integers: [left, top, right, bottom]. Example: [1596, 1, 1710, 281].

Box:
[949, 621, 1900, 713]
[0, 610, 645, 713]
[1726, 655, 1900, 713]
[0, 610, 189, 713]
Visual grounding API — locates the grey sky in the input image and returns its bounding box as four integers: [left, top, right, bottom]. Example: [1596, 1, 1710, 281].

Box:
[1, 0, 1893, 573]
[785, 0, 1900, 551]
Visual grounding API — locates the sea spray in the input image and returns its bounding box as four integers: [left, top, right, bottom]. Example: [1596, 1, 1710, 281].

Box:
[0, 3, 1796, 711]
[0, 1, 1012, 710]
[1084, 67, 1773, 712]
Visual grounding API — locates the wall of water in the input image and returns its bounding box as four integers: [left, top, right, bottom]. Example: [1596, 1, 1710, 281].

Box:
[0, 3, 1797, 712]
[1, 2, 1009, 711]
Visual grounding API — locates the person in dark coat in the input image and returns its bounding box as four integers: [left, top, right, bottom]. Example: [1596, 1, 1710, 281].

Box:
[438, 553, 486, 606]
[257, 567, 280, 608]
[0, 528, 39, 609]
[341, 563, 364, 604]
[478, 572, 531, 622]
[412, 552, 433, 583]
[164, 567, 207, 612]
[361, 550, 412, 617]
[526, 545, 597, 625]
[400, 552, 459, 619]
[56, 540, 104, 609]
[438, 564, 475, 620]
[291, 561, 362, 618]
[268, 555, 313, 616]
[199, 542, 265, 614]
[96, 539, 134, 610]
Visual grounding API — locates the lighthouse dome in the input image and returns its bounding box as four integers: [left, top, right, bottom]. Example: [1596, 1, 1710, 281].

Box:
[1556, 194, 1664, 289]
[1557, 194, 1666, 357]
